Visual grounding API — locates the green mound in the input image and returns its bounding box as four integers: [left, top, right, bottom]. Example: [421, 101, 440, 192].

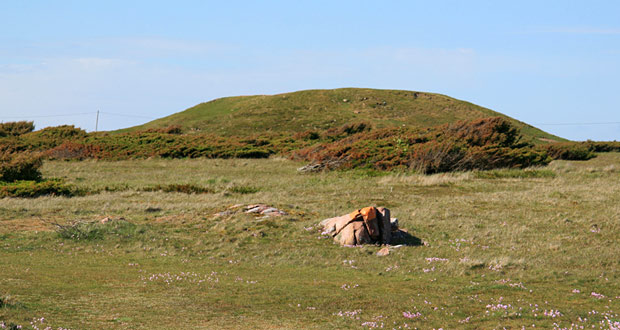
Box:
[121, 88, 563, 143]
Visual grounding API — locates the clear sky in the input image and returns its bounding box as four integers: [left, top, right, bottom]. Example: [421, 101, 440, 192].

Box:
[1, 0, 619, 140]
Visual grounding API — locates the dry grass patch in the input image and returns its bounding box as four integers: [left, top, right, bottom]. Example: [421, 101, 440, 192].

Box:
[1, 155, 619, 329]
[379, 172, 472, 186]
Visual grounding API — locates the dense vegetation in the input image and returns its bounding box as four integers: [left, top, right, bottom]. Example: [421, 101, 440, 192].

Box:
[1, 118, 618, 180]
[293, 117, 551, 173]
[0, 142, 77, 198]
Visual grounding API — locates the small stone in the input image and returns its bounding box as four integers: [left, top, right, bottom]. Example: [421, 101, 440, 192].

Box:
[260, 207, 279, 214]
[214, 210, 232, 217]
[245, 207, 263, 213]
[376, 247, 390, 256]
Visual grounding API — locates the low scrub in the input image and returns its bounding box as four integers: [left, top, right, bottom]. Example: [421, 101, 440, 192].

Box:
[46, 141, 107, 160]
[538, 141, 620, 161]
[0, 121, 35, 137]
[142, 183, 215, 194]
[0, 179, 80, 198]
[293, 117, 551, 173]
[585, 140, 620, 153]
[540, 142, 595, 160]
[0, 152, 43, 182]
[20, 125, 88, 150]
[8, 118, 619, 175]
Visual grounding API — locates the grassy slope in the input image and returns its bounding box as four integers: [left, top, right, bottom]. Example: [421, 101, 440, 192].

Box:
[122, 88, 563, 143]
[1, 155, 619, 329]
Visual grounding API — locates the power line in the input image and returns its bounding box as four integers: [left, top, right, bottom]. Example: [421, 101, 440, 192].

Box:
[1, 111, 155, 122]
[1, 112, 96, 119]
[99, 112, 154, 119]
[534, 122, 620, 126]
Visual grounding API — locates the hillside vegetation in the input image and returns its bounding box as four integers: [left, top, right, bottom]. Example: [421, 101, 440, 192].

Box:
[121, 88, 562, 143]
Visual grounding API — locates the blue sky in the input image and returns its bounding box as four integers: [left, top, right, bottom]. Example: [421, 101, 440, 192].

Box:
[1, 1, 619, 140]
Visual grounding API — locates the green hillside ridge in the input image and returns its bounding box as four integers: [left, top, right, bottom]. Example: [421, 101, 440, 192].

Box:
[122, 88, 563, 143]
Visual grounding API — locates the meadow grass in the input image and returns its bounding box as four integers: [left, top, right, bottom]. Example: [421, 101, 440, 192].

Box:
[1, 154, 619, 329]
[121, 88, 562, 143]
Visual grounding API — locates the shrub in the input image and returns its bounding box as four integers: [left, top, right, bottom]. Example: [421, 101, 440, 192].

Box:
[18, 125, 88, 151]
[0, 152, 42, 182]
[293, 130, 321, 140]
[293, 117, 551, 173]
[584, 141, 620, 153]
[409, 140, 468, 173]
[447, 117, 521, 147]
[227, 185, 260, 194]
[541, 142, 595, 160]
[326, 122, 372, 140]
[142, 184, 214, 194]
[46, 141, 106, 160]
[235, 148, 271, 158]
[0, 121, 35, 137]
[0, 179, 79, 198]
[143, 125, 183, 134]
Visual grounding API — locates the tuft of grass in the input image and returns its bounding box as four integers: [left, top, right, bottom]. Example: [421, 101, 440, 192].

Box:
[0, 294, 16, 308]
[227, 185, 260, 194]
[474, 168, 556, 179]
[54, 219, 148, 241]
[379, 172, 472, 186]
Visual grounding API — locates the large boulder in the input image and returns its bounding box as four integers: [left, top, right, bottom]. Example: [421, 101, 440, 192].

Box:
[320, 206, 392, 246]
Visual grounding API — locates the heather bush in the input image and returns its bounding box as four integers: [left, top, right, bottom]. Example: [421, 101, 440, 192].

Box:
[409, 140, 468, 173]
[0, 179, 79, 198]
[325, 122, 372, 140]
[293, 130, 321, 140]
[541, 142, 595, 160]
[46, 141, 106, 160]
[584, 140, 620, 153]
[0, 152, 43, 182]
[0, 121, 35, 137]
[446, 117, 522, 147]
[293, 117, 551, 173]
[19, 125, 88, 150]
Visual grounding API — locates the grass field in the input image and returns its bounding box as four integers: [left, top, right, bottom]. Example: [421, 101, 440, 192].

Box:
[1, 154, 619, 329]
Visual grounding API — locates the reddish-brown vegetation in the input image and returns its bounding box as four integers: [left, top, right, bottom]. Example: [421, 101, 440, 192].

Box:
[293, 117, 550, 173]
[0, 119, 615, 174]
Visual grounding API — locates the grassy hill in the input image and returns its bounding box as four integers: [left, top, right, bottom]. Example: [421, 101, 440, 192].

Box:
[122, 88, 563, 143]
